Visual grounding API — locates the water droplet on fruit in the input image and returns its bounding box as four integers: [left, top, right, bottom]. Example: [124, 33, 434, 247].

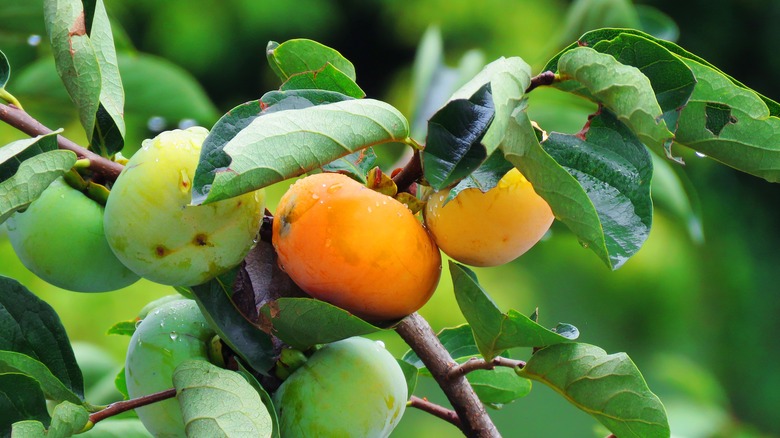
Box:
[375, 340, 386, 349]
[325, 238, 332, 248]
[367, 207, 373, 213]
[27, 35, 41, 46]
[147, 116, 166, 132]
[178, 118, 197, 129]
[327, 183, 343, 193]
[311, 193, 320, 200]
[159, 321, 165, 328]
[135, 319, 143, 328]
[695, 151, 707, 158]
[169, 332, 179, 341]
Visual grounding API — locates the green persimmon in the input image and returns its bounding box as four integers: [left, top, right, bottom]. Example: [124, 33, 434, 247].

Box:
[103, 127, 265, 286]
[273, 337, 407, 438]
[5, 177, 139, 292]
[125, 299, 215, 437]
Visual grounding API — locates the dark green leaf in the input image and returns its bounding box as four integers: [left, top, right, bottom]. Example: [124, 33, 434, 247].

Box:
[113, 367, 128, 401]
[542, 111, 654, 268]
[191, 89, 353, 204]
[258, 298, 383, 350]
[173, 360, 273, 438]
[10, 420, 46, 437]
[0, 276, 84, 399]
[0, 50, 10, 89]
[0, 373, 50, 437]
[189, 271, 276, 376]
[45, 401, 90, 438]
[443, 151, 514, 204]
[0, 351, 82, 405]
[450, 262, 572, 360]
[397, 360, 418, 397]
[280, 63, 364, 98]
[0, 130, 61, 181]
[105, 321, 136, 337]
[235, 362, 280, 438]
[197, 98, 409, 204]
[267, 39, 356, 83]
[423, 83, 494, 190]
[469, 367, 532, 407]
[553, 46, 674, 156]
[519, 343, 670, 438]
[636, 5, 679, 42]
[556, 0, 640, 50]
[402, 324, 480, 369]
[320, 148, 377, 183]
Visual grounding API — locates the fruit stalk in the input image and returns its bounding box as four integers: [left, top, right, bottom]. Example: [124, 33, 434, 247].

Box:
[396, 312, 500, 438]
[0, 103, 123, 180]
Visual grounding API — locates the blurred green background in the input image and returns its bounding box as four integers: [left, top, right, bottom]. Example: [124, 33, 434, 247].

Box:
[1, 0, 779, 436]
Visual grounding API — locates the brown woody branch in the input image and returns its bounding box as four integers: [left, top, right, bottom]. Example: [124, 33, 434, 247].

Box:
[89, 388, 177, 425]
[448, 356, 526, 379]
[525, 70, 557, 93]
[395, 313, 500, 438]
[391, 148, 422, 194]
[409, 395, 462, 428]
[0, 103, 123, 181]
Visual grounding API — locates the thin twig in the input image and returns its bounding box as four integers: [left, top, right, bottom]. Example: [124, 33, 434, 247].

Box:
[525, 70, 557, 93]
[391, 149, 422, 194]
[409, 395, 462, 428]
[396, 313, 500, 438]
[448, 356, 526, 379]
[89, 388, 177, 424]
[0, 103, 124, 181]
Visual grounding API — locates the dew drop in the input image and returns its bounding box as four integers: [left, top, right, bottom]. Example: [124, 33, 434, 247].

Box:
[169, 332, 179, 341]
[147, 116, 166, 132]
[27, 35, 41, 46]
[135, 319, 143, 328]
[367, 206, 373, 213]
[311, 193, 320, 200]
[375, 340, 386, 349]
[325, 238, 332, 248]
[695, 151, 707, 158]
[159, 321, 165, 328]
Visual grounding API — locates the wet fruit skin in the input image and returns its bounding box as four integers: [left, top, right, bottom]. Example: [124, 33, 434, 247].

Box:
[272, 172, 441, 321]
[5, 177, 139, 292]
[273, 337, 407, 438]
[125, 299, 215, 438]
[103, 126, 266, 286]
[424, 168, 554, 267]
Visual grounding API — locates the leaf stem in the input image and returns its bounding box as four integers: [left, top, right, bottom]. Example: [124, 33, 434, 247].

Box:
[391, 148, 423, 194]
[448, 356, 526, 379]
[525, 71, 557, 93]
[408, 395, 462, 428]
[0, 88, 23, 110]
[395, 313, 500, 438]
[88, 388, 177, 425]
[0, 103, 123, 181]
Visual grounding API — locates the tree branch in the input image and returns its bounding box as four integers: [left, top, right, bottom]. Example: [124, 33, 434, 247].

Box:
[391, 149, 422, 194]
[395, 313, 500, 438]
[0, 103, 124, 181]
[89, 388, 177, 424]
[448, 356, 526, 379]
[409, 395, 462, 429]
[525, 70, 557, 93]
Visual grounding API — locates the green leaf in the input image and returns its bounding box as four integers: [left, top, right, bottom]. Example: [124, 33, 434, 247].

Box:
[0, 373, 51, 437]
[396, 360, 418, 397]
[258, 298, 383, 350]
[189, 271, 276, 376]
[45, 401, 90, 438]
[0, 50, 9, 89]
[554, 46, 674, 156]
[469, 367, 532, 407]
[0, 276, 84, 399]
[542, 111, 654, 268]
[280, 63, 365, 98]
[320, 148, 378, 183]
[235, 362, 280, 438]
[442, 150, 514, 204]
[43, 0, 125, 156]
[77, 418, 149, 437]
[199, 98, 409, 204]
[267, 39, 356, 83]
[191, 89, 354, 204]
[450, 263, 573, 360]
[673, 57, 780, 182]
[0, 130, 62, 180]
[173, 360, 273, 438]
[402, 324, 481, 369]
[636, 5, 679, 42]
[556, 0, 640, 50]
[422, 83, 494, 190]
[650, 154, 704, 243]
[0, 351, 82, 405]
[105, 320, 137, 337]
[519, 343, 670, 438]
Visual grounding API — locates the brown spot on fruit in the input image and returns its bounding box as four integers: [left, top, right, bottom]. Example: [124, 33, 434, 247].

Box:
[193, 233, 211, 247]
[154, 245, 171, 257]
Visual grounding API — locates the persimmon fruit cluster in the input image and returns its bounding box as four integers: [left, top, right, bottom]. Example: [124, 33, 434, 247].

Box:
[424, 168, 554, 267]
[272, 172, 441, 321]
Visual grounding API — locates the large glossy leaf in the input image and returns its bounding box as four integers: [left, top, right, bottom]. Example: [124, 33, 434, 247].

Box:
[173, 360, 273, 438]
[519, 343, 670, 438]
[0, 373, 50, 437]
[554, 46, 674, 155]
[0, 351, 82, 405]
[542, 111, 654, 268]
[189, 271, 276, 376]
[422, 83, 494, 190]
[266, 39, 356, 83]
[191, 89, 353, 204]
[0, 276, 83, 399]
[280, 63, 365, 98]
[450, 262, 573, 360]
[43, 0, 125, 156]
[258, 298, 382, 350]
[196, 98, 409, 204]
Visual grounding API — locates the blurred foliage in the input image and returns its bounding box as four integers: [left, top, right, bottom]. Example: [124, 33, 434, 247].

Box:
[1, 0, 780, 436]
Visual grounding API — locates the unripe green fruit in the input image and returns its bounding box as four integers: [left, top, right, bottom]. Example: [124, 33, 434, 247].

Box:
[103, 127, 266, 286]
[273, 337, 407, 438]
[125, 299, 215, 437]
[5, 177, 139, 292]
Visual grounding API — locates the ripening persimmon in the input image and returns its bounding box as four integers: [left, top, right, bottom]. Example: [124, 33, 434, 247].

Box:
[424, 168, 554, 267]
[272, 172, 441, 321]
